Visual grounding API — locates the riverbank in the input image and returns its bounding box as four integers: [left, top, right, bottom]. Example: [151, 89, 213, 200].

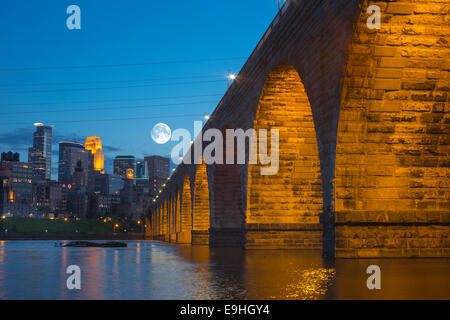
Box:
[0, 217, 145, 240]
[0, 232, 145, 240]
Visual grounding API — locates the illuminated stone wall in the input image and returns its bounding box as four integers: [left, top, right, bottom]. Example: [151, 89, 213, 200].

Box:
[146, 0, 448, 257]
[246, 64, 323, 249]
[335, 0, 450, 258]
[179, 173, 192, 244]
[192, 162, 210, 244]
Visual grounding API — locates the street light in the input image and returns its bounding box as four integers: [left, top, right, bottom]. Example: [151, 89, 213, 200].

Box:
[227, 73, 236, 88]
[203, 114, 210, 126]
[114, 223, 119, 233]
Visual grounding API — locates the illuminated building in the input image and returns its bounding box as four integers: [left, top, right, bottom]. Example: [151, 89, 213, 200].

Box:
[95, 193, 120, 217]
[88, 173, 123, 217]
[28, 123, 53, 179]
[84, 136, 104, 173]
[0, 161, 34, 205]
[72, 160, 87, 188]
[113, 156, 136, 178]
[91, 172, 124, 196]
[33, 179, 61, 217]
[135, 160, 150, 193]
[108, 174, 124, 195]
[118, 177, 137, 218]
[144, 156, 170, 196]
[135, 178, 150, 193]
[0, 177, 8, 214]
[136, 161, 148, 179]
[58, 142, 90, 184]
[126, 168, 134, 180]
[0, 176, 41, 217]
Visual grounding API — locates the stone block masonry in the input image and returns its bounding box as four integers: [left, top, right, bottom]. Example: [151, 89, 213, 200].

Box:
[146, 0, 449, 258]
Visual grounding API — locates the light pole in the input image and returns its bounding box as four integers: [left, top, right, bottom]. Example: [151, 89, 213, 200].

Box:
[203, 113, 209, 127]
[227, 73, 236, 88]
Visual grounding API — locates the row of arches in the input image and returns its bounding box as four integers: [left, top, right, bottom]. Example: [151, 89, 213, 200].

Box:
[147, 162, 211, 244]
[147, 0, 449, 257]
[147, 64, 324, 248]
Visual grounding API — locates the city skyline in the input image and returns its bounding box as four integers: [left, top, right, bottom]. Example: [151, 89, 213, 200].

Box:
[1, 124, 171, 219]
[0, 0, 280, 176]
[0, 123, 179, 180]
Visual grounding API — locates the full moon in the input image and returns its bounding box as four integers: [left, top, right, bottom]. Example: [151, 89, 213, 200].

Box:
[151, 123, 171, 144]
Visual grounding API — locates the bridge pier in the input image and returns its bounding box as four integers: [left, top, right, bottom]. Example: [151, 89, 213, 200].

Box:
[209, 228, 245, 247]
[245, 223, 323, 250]
[191, 230, 209, 245]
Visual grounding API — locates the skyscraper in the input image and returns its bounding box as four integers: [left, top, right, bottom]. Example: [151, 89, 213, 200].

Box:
[113, 156, 136, 178]
[0, 160, 34, 205]
[144, 155, 170, 196]
[84, 136, 104, 173]
[58, 141, 91, 184]
[135, 161, 148, 179]
[28, 123, 53, 180]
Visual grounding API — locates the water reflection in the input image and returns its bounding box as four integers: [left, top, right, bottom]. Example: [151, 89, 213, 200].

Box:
[0, 240, 448, 299]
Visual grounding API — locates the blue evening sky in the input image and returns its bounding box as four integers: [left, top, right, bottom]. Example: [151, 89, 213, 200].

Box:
[0, 0, 279, 177]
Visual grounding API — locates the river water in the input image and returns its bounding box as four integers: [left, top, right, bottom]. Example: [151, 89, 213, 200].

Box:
[0, 240, 448, 299]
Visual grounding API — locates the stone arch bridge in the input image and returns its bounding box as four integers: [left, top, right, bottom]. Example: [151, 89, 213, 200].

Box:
[145, 0, 449, 258]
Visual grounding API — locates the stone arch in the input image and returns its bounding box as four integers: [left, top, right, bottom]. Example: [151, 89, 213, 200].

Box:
[180, 173, 193, 243]
[192, 160, 210, 245]
[335, 0, 450, 258]
[246, 63, 323, 249]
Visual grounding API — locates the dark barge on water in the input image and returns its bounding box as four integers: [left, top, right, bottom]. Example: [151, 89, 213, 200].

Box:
[55, 241, 127, 248]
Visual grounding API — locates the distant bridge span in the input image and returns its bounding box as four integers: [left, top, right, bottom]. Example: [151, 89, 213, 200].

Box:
[146, 0, 450, 258]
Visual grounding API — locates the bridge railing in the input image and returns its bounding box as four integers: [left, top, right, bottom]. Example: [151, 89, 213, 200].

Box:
[250, 0, 291, 61]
